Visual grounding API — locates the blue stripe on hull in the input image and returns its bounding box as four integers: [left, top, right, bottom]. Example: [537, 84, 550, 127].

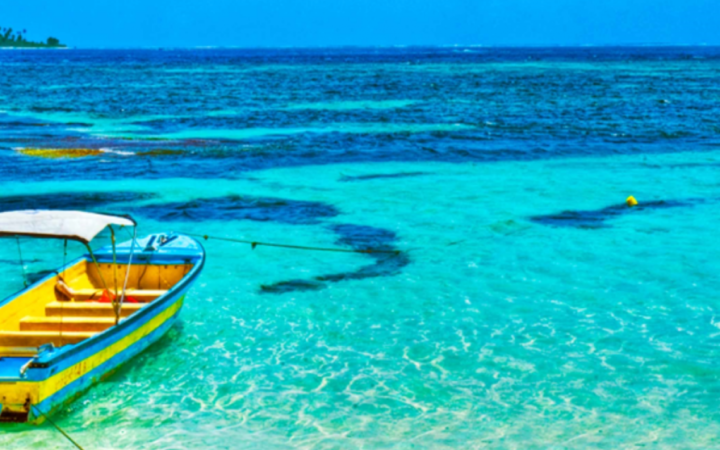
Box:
[31, 306, 183, 422]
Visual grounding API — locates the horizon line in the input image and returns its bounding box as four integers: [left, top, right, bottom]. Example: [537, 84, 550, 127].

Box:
[5, 42, 720, 51]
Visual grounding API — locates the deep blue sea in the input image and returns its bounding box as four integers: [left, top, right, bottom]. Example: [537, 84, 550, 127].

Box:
[1, 47, 720, 449]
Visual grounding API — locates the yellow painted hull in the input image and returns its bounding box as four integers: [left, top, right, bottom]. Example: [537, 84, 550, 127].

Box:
[0, 296, 184, 423]
[0, 233, 204, 423]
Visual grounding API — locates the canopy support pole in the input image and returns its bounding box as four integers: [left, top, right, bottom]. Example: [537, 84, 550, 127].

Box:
[109, 227, 120, 321]
[84, 243, 110, 294]
[60, 239, 68, 346]
[116, 227, 137, 325]
[62, 239, 67, 281]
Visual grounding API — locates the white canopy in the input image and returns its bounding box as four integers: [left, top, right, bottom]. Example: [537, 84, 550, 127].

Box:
[0, 210, 135, 243]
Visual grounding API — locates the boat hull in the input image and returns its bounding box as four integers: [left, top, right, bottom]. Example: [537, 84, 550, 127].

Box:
[0, 233, 204, 424]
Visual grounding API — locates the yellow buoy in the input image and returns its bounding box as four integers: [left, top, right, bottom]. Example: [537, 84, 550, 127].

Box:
[626, 196, 638, 207]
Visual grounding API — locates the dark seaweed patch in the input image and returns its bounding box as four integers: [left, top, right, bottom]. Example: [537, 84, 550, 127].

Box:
[0, 192, 156, 213]
[29, 106, 76, 114]
[138, 148, 185, 157]
[133, 196, 410, 292]
[667, 162, 720, 169]
[260, 279, 326, 293]
[329, 223, 403, 255]
[261, 224, 409, 293]
[339, 172, 429, 182]
[0, 121, 93, 128]
[0, 258, 42, 265]
[134, 195, 339, 225]
[531, 199, 697, 229]
[317, 224, 409, 282]
[0, 121, 53, 128]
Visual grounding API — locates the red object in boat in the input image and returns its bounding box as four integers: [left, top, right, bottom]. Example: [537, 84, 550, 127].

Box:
[98, 289, 139, 304]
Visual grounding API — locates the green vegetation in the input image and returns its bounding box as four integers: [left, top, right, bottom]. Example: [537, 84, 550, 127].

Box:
[0, 27, 66, 48]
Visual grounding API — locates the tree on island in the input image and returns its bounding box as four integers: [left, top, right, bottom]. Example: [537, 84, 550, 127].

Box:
[0, 26, 66, 48]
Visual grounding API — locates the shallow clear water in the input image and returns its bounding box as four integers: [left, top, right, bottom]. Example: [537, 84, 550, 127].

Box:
[1, 48, 720, 449]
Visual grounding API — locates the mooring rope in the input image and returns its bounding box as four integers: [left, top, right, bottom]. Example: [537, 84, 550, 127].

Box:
[31, 405, 85, 450]
[184, 233, 401, 255]
[120, 228, 399, 256]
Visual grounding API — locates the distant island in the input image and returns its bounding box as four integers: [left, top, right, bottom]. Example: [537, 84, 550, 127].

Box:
[0, 27, 65, 48]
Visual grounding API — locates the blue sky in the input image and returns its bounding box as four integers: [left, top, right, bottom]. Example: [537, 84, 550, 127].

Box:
[3, 0, 719, 48]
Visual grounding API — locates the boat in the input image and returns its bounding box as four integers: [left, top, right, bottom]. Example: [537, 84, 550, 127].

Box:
[0, 210, 205, 423]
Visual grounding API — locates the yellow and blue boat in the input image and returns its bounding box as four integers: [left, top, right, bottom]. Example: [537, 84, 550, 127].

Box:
[0, 210, 204, 423]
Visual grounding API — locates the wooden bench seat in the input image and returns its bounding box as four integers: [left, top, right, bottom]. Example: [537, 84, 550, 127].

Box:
[0, 331, 94, 347]
[72, 289, 167, 302]
[20, 316, 117, 333]
[0, 301, 146, 350]
[0, 346, 39, 357]
[45, 301, 143, 318]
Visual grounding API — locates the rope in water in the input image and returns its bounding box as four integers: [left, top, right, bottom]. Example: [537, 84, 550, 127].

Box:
[31, 405, 85, 450]
[184, 233, 401, 255]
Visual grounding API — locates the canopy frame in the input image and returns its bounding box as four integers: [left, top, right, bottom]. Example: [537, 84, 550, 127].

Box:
[1, 210, 138, 327]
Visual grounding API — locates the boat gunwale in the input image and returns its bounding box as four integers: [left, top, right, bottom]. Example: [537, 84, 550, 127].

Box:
[0, 235, 205, 368]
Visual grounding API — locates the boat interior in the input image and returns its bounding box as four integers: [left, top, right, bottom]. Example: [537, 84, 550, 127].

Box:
[0, 260, 192, 355]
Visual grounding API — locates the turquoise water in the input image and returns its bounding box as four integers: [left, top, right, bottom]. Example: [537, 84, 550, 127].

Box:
[1, 48, 720, 448]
